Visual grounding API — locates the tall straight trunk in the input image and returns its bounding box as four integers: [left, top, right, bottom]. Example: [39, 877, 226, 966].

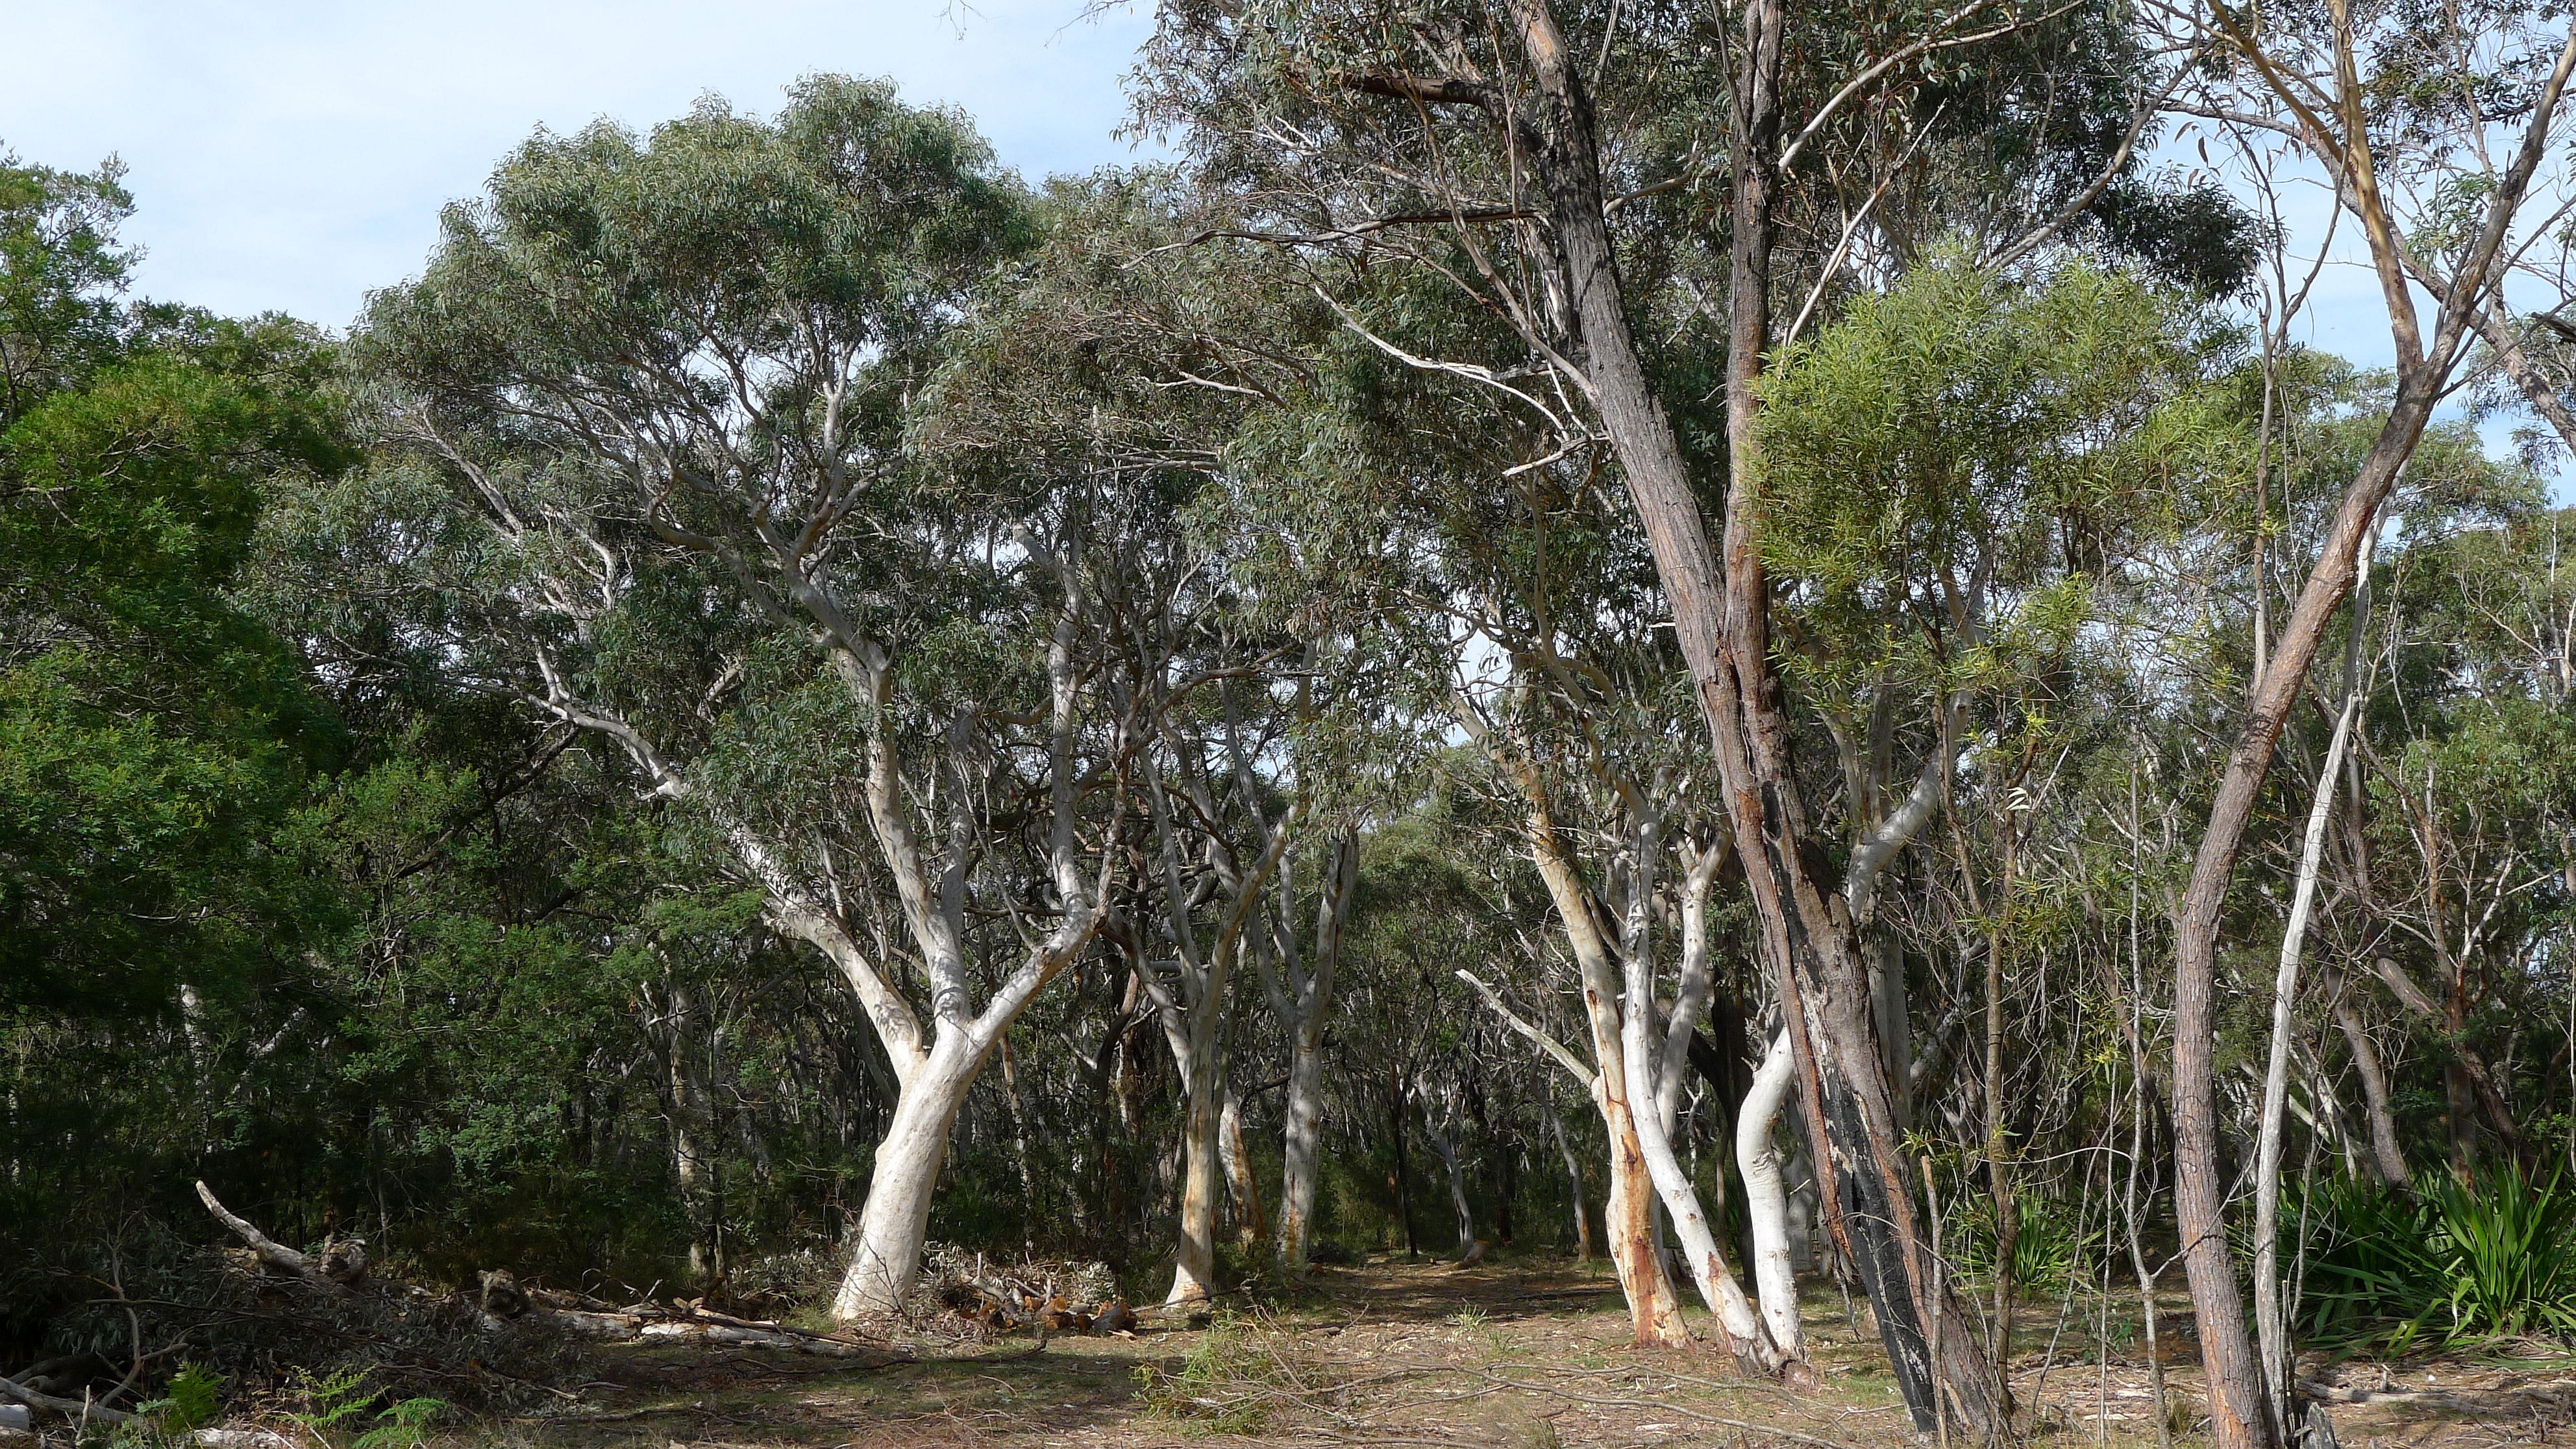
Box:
[1498, 0, 2001, 1426]
[1270, 831, 1357, 1279]
[1389, 1068, 1420, 1257]
[667, 982, 722, 1285]
[1277, 1013, 1332, 1266]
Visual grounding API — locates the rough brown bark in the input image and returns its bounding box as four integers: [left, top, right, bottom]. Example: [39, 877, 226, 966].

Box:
[1495, 0, 1998, 1426]
[2171, 383, 2437, 1449]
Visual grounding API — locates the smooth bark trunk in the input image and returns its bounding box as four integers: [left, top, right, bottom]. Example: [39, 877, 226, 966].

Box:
[1737, 1028, 1803, 1357]
[2320, 966, 2411, 1187]
[1270, 832, 1356, 1280]
[832, 1034, 981, 1319]
[2172, 385, 2434, 1448]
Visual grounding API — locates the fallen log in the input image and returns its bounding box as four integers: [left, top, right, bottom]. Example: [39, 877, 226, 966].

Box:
[0, 1371, 135, 1424]
[194, 1183, 366, 1287]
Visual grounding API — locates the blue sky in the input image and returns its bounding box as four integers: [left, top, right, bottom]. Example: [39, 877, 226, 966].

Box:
[0, 3, 2547, 481]
[0, 1, 1156, 330]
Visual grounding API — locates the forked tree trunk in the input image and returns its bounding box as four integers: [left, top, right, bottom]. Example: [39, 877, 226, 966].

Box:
[1418, 1078, 1479, 1258]
[832, 1033, 982, 1319]
[1150, 787, 1299, 1306]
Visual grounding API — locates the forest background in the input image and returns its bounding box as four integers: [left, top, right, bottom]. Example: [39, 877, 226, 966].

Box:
[10, 3, 2576, 1448]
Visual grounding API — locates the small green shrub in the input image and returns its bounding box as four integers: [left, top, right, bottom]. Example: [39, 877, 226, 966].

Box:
[1951, 1194, 2099, 1294]
[282, 1368, 446, 1449]
[352, 1398, 445, 1449]
[1133, 1311, 1310, 1435]
[141, 1363, 224, 1434]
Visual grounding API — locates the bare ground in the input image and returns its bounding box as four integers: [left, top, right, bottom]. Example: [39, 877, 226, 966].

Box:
[462, 1257, 2576, 1449]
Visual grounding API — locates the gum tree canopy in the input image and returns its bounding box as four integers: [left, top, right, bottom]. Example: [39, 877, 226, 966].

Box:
[357, 77, 1117, 1320]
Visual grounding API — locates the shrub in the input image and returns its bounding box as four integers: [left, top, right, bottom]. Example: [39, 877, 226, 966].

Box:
[2294, 1163, 2576, 1348]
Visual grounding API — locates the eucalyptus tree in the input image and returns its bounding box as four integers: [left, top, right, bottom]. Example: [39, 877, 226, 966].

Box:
[2149, 3, 2576, 1432]
[918, 169, 1417, 1289]
[1757, 256, 2247, 1352]
[1130, 0, 2261, 1420]
[353, 78, 1128, 1319]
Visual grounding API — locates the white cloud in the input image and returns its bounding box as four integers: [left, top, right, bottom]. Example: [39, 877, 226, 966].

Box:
[0, 0, 1155, 329]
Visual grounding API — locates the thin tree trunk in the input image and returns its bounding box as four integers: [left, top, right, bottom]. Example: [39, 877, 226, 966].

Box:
[2253, 666, 2364, 1439]
[1547, 1093, 1596, 1260]
[667, 981, 722, 1285]
[2318, 965, 2410, 1187]
[2172, 380, 2436, 1449]
[2254, 530, 2376, 1434]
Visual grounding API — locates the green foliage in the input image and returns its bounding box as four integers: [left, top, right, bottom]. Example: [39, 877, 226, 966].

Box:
[140, 1363, 224, 1434]
[2296, 1167, 2576, 1348]
[1951, 1194, 2101, 1296]
[280, 1368, 444, 1449]
[288, 1367, 380, 1436]
[351, 1398, 445, 1449]
[1758, 256, 2240, 710]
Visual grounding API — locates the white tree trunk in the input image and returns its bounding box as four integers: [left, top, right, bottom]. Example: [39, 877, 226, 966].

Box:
[1737, 1028, 1802, 1358]
[1624, 979, 1779, 1367]
[832, 1032, 982, 1320]
[2253, 656, 2365, 1433]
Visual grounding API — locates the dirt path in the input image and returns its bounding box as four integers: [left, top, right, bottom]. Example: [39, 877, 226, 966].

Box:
[484, 1257, 2576, 1448]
